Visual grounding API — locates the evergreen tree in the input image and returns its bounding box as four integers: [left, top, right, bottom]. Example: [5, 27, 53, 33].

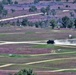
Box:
[34, 0, 40, 3]
[0, 2, 4, 14]
[50, 19, 57, 29]
[62, 16, 70, 28]
[74, 19, 76, 28]
[22, 18, 28, 26]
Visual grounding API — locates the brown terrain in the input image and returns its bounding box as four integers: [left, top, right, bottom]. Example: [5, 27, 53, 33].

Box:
[0, 0, 76, 75]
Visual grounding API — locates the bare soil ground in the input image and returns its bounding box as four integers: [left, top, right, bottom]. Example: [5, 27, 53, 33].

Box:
[0, 27, 76, 75]
[0, 44, 51, 54]
[0, 27, 76, 41]
[0, 71, 76, 75]
[36, 72, 76, 75]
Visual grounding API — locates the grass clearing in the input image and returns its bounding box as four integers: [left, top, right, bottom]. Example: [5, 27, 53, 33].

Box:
[0, 50, 76, 59]
[33, 44, 76, 53]
[33, 44, 55, 48]
[62, 70, 76, 72]
[1, 65, 59, 70]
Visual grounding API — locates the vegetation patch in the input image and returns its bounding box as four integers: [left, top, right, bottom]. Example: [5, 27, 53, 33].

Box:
[62, 69, 76, 72]
[33, 44, 55, 48]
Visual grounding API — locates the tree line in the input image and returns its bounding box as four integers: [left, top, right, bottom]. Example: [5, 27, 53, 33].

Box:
[0, 0, 18, 18]
[0, 16, 76, 29]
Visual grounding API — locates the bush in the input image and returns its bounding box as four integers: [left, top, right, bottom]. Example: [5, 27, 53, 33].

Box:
[29, 6, 37, 12]
[14, 69, 35, 75]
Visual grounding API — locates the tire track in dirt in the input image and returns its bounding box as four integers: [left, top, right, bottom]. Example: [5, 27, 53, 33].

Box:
[0, 57, 76, 68]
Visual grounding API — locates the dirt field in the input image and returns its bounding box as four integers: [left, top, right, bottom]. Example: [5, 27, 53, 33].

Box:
[0, 27, 76, 41]
[0, 27, 76, 75]
[1, 71, 76, 75]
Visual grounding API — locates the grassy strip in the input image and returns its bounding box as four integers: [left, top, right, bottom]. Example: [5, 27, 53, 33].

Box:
[0, 64, 5, 66]
[0, 51, 76, 58]
[17, 65, 59, 70]
[56, 49, 76, 53]
[33, 44, 76, 49]
[62, 70, 76, 72]
[0, 54, 31, 58]
[0, 64, 59, 70]
[33, 44, 55, 48]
